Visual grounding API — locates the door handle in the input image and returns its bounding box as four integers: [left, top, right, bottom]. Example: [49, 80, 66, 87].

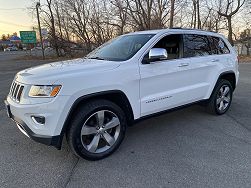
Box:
[178, 63, 189, 67]
[211, 59, 219, 62]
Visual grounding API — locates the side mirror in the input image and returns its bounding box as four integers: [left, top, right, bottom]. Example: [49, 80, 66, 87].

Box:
[149, 48, 168, 62]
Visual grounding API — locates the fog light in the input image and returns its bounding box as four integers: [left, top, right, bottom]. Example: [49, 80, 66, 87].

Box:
[31, 116, 45, 125]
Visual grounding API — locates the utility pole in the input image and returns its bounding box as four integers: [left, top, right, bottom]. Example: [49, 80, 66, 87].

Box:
[36, 2, 45, 60]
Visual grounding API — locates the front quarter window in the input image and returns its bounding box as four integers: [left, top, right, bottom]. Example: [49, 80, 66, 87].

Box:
[86, 34, 154, 61]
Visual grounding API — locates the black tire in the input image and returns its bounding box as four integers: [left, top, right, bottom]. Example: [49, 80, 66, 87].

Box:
[206, 79, 233, 115]
[66, 99, 127, 160]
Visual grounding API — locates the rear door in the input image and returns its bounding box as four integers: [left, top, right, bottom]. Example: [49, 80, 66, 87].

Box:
[182, 34, 218, 99]
[206, 35, 232, 96]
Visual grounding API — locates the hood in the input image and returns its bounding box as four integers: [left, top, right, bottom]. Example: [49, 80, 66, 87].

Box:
[16, 58, 120, 84]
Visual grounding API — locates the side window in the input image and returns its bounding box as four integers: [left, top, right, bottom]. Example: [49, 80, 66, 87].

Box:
[208, 36, 230, 55]
[153, 34, 181, 60]
[183, 34, 211, 57]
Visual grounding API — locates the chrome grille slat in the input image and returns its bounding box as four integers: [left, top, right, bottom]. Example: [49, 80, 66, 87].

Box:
[17, 86, 24, 102]
[13, 85, 20, 99]
[9, 82, 15, 95]
[11, 83, 17, 97]
[9, 81, 25, 103]
[10, 83, 15, 96]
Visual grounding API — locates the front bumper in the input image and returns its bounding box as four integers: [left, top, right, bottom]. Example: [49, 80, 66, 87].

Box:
[4, 98, 66, 149]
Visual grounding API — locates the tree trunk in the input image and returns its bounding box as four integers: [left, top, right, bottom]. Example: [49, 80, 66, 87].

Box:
[193, 0, 197, 28]
[217, 0, 245, 46]
[196, 0, 201, 29]
[227, 16, 234, 46]
[55, 4, 63, 39]
[246, 44, 250, 56]
[47, 0, 60, 57]
[169, 0, 175, 28]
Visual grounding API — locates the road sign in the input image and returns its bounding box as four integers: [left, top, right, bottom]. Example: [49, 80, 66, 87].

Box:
[41, 28, 48, 38]
[20, 31, 37, 44]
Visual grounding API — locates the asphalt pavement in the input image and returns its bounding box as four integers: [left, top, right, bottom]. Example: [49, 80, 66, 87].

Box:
[0, 51, 251, 188]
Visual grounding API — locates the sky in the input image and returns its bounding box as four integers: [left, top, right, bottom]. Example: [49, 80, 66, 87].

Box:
[0, 0, 37, 36]
[0, 0, 250, 38]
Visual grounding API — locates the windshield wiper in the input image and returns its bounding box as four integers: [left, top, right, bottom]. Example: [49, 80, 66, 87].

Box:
[89, 57, 105, 60]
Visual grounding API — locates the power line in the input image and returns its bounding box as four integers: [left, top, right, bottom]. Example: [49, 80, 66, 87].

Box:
[0, 20, 31, 28]
[0, 6, 36, 10]
[0, 8, 25, 10]
[0, 29, 16, 33]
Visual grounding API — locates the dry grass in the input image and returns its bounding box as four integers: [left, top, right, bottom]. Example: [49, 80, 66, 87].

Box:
[239, 55, 251, 63]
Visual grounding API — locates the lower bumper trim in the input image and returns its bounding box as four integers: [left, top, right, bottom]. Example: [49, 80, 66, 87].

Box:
[12, 115, 61, 147]
[4, 100, 61, 148]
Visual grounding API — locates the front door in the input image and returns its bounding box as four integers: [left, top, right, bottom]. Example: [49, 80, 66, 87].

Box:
[139, 33, 212, 116]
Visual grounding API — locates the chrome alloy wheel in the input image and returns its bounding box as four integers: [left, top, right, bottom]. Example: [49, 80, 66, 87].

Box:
[80, 110, 121, 154]
[216, 85, 231, 112]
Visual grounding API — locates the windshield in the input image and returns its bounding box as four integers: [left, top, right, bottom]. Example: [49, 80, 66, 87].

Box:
[86, 34, 155, 61]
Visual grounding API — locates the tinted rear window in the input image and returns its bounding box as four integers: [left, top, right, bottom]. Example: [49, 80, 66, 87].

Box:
[183, 34, 212, 57]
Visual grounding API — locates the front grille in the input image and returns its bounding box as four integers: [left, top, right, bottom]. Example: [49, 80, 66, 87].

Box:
[9, 81, 24, 102]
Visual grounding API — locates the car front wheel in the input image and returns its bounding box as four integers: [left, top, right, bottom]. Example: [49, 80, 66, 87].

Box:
[66, 99, 127, 160]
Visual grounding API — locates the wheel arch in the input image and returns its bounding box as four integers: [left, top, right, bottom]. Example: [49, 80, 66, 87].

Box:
[57, 90, 134, 148]
[218, 71, 236, 90]
[204, 70, 236, 102]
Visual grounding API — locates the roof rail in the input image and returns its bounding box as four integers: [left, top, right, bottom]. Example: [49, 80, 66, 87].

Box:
[169, 27, 217, 33]
[170, 27, 183, 29]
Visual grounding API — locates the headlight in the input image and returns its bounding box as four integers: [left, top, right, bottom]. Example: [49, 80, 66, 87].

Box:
[28, 85, 61, 97]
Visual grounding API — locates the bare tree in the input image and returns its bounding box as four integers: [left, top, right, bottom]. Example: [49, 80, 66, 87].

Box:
[54, 1, 63, 39]
[110, 0, 129, 35]
[192, 0, 197, 28]
[125, 0, 153, 30]
[125, 0, 170, 30]
[196, 0, 224, 32]
[46, 0, 60, 56]
[64, 0, 92, 50]
[190, 0, 201, 29]
[217, 0, 246, 45]
[32, 0, 249, 57]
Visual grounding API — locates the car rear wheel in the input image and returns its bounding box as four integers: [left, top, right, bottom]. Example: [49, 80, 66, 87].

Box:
[66, 99, 127, 160]
[206, 79, 233, 115]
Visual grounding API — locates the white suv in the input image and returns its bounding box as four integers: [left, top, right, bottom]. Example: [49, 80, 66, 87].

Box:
[5, 29, 239, 160]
